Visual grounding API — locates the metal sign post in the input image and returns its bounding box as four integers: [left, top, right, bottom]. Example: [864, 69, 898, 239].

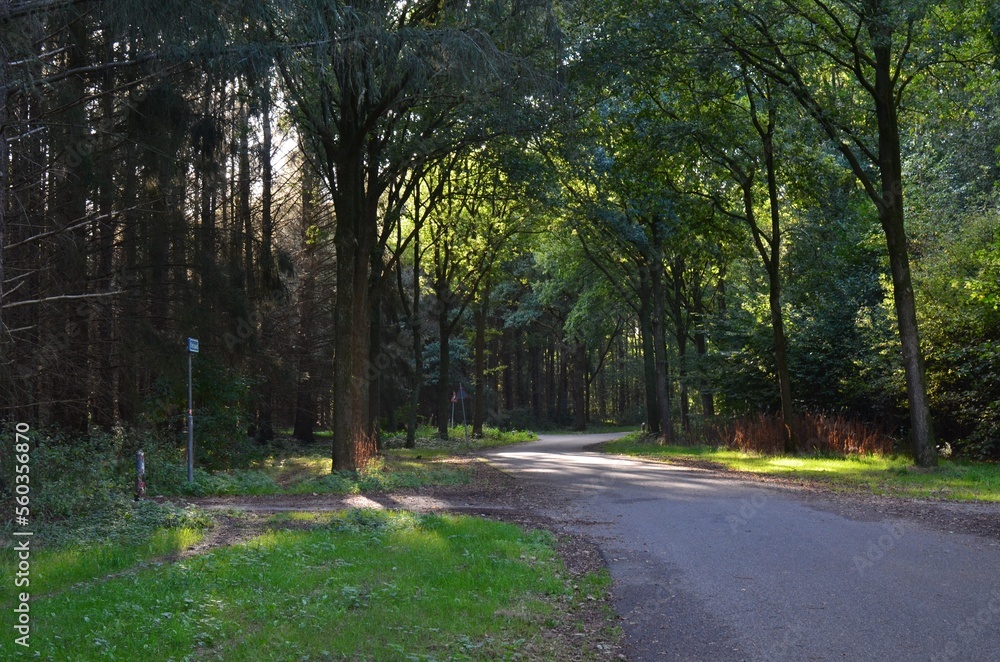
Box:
[187, 338, 199, 483]
[135, 450, 146, 501]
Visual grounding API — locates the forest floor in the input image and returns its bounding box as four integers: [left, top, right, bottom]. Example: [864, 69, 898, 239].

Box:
[175, 456, 626, 660]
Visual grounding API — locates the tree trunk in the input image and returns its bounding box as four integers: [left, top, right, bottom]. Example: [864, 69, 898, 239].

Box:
[669, 258, 690, 432]
[513, 330, 523, 409]
[768, 268, 794, 451]
[648, 259, 674, 443]
[761, 120, 795, 453]
[676, 326, 690, 432]
[531, 343, 543, 422]
[572, 340, 587, 431]
[330, 144, 376, 469]
[437, 290, 451, 440]
[255, 85, 275, 443]
[50, 9, 89, 435]
[0, 62, 7, 333]
[871, 36, 936, 466]
[406, 323, 422, 447]
[557, 347, 568, 421]
[93, 53, 117, 430]
[546, 344, 556, 419]
[473, 305, 487, 436]
[293, 168, 317, 444]
[693, 306, 715, 418]
[368, 298, 383, 447]
[616, 337, 627, 422]
[638, 264, 660, 434]
[503, 330, 514, 411]
[260, 87, 274, 292]
[406, 234, 422, 448]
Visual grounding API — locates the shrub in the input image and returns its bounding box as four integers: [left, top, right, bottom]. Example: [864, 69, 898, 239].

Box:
[0, 425, 148, 521]
[141, 357, 253, 471]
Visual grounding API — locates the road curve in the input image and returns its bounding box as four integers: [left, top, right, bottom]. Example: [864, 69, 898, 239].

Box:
[484, 433, 1000, 662]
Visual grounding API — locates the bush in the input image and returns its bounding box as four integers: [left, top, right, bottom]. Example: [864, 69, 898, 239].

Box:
[141, 357, 254, 471]
[0, 425, 148, 521]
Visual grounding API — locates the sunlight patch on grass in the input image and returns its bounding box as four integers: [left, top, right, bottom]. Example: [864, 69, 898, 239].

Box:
[264, 511, 335, 525]
[603, 436, 1000, 502]
[0, 527, 205, 606]
[4, 512, 607, 661]
[257, 454, 333, 485]
[150, 448, 473, 497]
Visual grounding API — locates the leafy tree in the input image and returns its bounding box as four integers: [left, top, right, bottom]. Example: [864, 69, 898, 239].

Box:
[274, 0, 552, 468]
[678, 0, 993, 465]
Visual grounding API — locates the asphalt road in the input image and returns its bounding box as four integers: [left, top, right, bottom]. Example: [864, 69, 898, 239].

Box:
[484, 433, 1000, 662]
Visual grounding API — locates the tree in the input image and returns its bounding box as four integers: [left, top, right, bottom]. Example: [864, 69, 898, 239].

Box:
[275, 0, 550, 468]
[679, 0, 984, 465]
[424, 151, 525, 439]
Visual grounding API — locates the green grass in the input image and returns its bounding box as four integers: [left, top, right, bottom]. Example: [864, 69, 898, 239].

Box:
[148, 443, 475, 497]
[3, 510, 611, 661]
[1, 499, 212, 609]
[546, 424, 641, 435]
[381, 424, 537, 451]
[603, 433, 1000, 502]
[148, 427, 537, 498]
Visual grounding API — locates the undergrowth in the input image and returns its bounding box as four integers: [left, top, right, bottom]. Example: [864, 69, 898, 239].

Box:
[703, 411, 896, 455]
[380, 424, 536, 450]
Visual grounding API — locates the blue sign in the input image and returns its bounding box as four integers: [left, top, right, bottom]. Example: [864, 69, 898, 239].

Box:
[187, 338, 199, 353]
[457, 384, 468, 400]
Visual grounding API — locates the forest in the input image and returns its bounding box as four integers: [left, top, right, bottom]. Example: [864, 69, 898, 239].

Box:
[2, 0, 1000, 476]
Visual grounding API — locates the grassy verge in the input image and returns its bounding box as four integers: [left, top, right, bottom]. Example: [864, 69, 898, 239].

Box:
[380, 424, 537, 451]
[150, 427, 536, 498]
[3, 510, 612, 661]
[603, 433, 1000, 502]
[149, 443, 475, 497]
[546, 424, 641, 435]
[1, 500, 212, 607]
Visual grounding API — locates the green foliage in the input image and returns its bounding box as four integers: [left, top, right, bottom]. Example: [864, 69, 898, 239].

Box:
[917, 211, 1000, 459]
[147, 442, 476, 496]
[383, 423, 536, 448]
[142, 357, 254, 471]
[0, 426, 144, 521]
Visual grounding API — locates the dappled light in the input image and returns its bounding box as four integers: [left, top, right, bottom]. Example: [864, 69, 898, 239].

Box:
[3, 0, 1000, 659]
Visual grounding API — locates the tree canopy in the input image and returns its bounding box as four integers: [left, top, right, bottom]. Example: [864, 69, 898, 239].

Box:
[3, 0, 1000, 468]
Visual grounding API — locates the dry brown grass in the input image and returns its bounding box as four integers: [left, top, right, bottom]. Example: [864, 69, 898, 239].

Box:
[705, 412, 896, 456]
[351, 427, 379, 469]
